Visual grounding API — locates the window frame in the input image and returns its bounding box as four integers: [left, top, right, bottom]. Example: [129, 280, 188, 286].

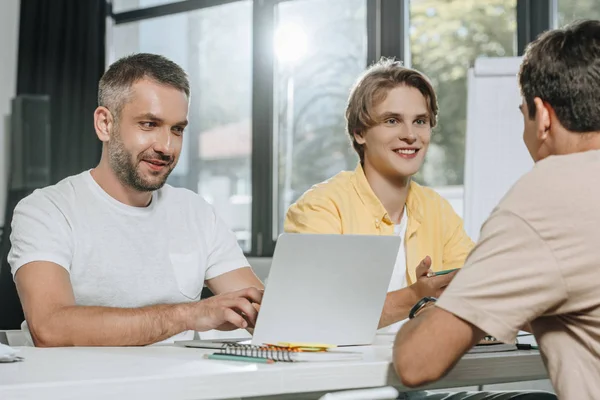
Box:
[108, 0, 557, 257]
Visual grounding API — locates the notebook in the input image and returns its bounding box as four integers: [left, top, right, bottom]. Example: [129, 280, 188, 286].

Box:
[177, 341, 362, 362]
[468, 343, 517, 354]
[467, 334, 539, 354]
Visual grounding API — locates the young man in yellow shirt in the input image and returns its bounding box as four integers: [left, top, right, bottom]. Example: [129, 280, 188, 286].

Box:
[285, 59, 554, 399]
[285, 58, 473, 331]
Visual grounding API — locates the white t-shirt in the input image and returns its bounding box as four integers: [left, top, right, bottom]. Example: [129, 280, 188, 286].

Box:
[378, 208, 409, 334]
[8, 171, 249, 342]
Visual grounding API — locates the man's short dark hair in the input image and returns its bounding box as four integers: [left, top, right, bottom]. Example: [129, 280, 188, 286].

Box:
[519, 19, 600, 133]
[98, 53, 190, 119]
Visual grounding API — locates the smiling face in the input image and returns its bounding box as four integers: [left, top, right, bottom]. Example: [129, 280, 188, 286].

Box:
[106, 78, 189, 192]
[354, 85, 431, 180]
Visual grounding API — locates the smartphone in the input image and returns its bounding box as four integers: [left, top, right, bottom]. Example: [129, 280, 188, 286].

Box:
[432, 268, 459, 276]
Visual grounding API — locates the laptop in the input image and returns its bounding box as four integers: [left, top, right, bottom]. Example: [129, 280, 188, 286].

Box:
[252, 233, 400, 346]
[183, 233, 400, 347]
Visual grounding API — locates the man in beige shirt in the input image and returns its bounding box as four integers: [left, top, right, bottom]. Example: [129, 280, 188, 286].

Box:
[393, 19, 600, 399]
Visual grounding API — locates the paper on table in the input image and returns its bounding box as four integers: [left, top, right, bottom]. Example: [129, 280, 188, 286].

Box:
[0, 342, 24, 362]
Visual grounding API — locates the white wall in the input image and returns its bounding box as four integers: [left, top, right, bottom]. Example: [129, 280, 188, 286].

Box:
[463, 57, 533, 241]
[0, 0, 20, 228]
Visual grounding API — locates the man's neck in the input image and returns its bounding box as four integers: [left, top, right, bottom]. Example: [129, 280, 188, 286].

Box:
[362, 161, 409, 224]
[91, 159, 153, 208]
[565, 132, 600, 154]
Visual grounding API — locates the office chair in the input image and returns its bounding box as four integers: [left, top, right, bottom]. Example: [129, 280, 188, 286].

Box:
[0, 188, 32, 330]
[1, 95, 51, 330]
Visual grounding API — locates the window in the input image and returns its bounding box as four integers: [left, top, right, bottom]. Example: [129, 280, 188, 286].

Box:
[409, 0, 517, 187]
[272, 0, 366, 236]
[109, 0, 555, 256]
[112, 1, 253, 252]
[558, 0, 600, 27]
[112, 0, 185, 13]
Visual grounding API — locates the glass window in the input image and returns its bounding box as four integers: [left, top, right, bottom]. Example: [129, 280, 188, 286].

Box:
[558, 0, 600, 27]
[273, 0, 367, 236]
[112, 1, 253, 252]
[409, 0, 517, 187]
[112, 0, 185, 13]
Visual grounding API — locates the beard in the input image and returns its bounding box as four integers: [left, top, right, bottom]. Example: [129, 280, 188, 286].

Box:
[107, 126, 175, 192]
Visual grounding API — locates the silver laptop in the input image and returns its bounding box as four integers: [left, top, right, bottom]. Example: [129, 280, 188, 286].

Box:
[250, 233, 400, 346]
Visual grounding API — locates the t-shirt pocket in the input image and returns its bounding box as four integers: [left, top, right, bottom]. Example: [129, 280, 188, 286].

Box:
[169, 252, 203, 300]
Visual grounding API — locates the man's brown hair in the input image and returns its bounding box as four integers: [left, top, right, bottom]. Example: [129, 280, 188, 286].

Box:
[345, 58, 438, 162]
[519, 19, 600, 132]
[98, 53, 190, 121]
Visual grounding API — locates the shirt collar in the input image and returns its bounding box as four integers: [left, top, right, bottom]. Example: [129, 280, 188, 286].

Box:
[350, 163, 423, 224]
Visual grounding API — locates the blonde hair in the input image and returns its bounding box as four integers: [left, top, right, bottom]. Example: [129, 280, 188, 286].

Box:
[345, 58, 438, 162]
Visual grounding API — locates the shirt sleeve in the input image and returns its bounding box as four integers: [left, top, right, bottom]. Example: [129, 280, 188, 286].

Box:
[204, 206, 250, 280]
[440, 197, 475, 270]
[284, 194, 342, 234]
[8, 192, 74, 276]
[436, 209, 568, 344]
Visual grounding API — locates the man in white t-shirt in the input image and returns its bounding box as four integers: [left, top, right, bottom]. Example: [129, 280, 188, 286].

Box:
[8, 53, 264, 347]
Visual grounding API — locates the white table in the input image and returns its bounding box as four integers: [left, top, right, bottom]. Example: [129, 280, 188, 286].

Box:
[0, 339, 548, 400]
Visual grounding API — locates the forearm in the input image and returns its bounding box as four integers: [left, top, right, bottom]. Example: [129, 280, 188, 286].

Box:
[394, 307, 484, 387]
[393, 309, 444, 386]
[206, 266, 264, 295]
[31, 303, 191, 347]
[378, 287, 419, 329]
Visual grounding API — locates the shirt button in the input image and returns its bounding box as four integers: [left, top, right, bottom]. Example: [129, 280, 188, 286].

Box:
[375, 219, 380, 228]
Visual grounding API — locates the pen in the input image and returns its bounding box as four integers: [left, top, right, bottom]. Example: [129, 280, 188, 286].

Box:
[206, 353, 275, 364]
[427, 268, 459, 277]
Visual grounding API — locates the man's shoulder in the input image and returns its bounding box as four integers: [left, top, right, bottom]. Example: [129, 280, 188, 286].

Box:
[295, 170, 355, 204]
[409, 181, 446, 202]
[17, 172, 87, 211]
[408, 181, 456, 215]
[499, 151, 600, 213]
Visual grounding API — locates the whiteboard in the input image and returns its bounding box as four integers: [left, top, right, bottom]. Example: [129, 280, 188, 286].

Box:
[463, 57, 534, 241]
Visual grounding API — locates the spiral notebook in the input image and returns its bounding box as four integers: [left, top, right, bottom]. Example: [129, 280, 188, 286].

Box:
[469, 343, 517, 354]
[467, 334, 539, 354]
[177, 341, 362, 362]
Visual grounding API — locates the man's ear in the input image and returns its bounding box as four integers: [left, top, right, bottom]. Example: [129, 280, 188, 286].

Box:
[354, 130, 366, 145]
[533, 97, 551, 141]
[94, 106, 113, 143]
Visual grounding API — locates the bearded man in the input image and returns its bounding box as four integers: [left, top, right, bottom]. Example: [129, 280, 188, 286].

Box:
[8, 53, 263, 347]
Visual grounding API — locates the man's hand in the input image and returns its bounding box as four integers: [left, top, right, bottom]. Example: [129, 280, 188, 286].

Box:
[186, 287, 264, 331]
[16, 261, 265, 347]
[379, 256, 458, 328]
[409, 256, 457, 300]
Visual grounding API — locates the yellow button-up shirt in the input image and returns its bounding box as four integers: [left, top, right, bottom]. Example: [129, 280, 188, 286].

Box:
[284, 164, 474, 285]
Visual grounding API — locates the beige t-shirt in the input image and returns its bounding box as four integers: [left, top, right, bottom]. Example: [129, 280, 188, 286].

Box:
[437, 150, 600, 400]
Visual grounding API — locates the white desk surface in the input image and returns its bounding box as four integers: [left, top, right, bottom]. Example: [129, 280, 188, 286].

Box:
[0, 336, 547, 400]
